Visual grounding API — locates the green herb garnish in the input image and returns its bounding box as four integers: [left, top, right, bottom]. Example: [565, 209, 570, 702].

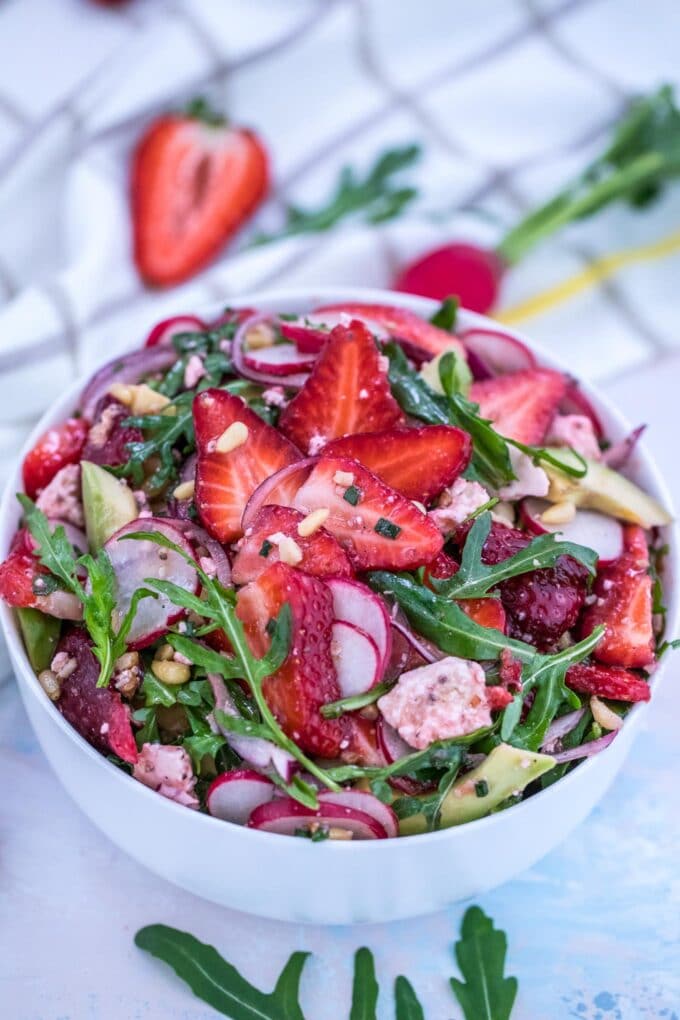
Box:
[374, 517, 401, 539]
[343, 485, 362, 505]
[429, 296, 459, 331]
[450, 906, 518, 1020]
[321, 679, 394, 719]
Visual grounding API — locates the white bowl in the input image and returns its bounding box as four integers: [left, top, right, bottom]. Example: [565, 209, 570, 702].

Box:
[1, 287, 677, 925]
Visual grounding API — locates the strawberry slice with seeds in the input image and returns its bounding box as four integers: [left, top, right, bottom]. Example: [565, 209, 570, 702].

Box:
[315, 302, 465, 358]
[279, 320, 404, 454]
[293, 456, 443, 571]
[194, 389, 302, 543]
[458, 597, 507, 633]
[132, 103, 269, 287]
[23, 417, 89, 498]
[236, 562, 347, 758]
[470, 368, 567, 445]
[323, 425, 471, 503]
[566, 663, 650, 703]
[579, 525, 654, 668]
[232, 504, 352, 585]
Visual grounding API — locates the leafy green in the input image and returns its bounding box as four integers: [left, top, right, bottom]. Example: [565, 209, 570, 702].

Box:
[252, 145, 421, 246]
[437, 349, 472, 399]
[429, 296, 459, 331]
[134, 924, 310, 1020]
[449, 906, 517, 1020]
[325, 740, 466, 790]
[498, 85, 680, 265]
[320, 679, 395, 719]
[350, 948, 379, 1020]
[430, 512, 597, 600]
[394, 976, 425, 1020]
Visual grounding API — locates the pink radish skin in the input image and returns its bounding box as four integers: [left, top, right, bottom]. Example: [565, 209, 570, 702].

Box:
[459, 327, 537, 377]
[376, 718, 432, 796]
[520, 498, 624, 565]
[248, 799, 388, 839]
[105, 518, 199, 648]
[394, 243, 505, 314]
[331, 621, 381, 697]
[207, 769, 276, 825]
[318, 791, 398, 839]
[326, 578, 392, 675]
[145, 315, 206, 348]
[243, 342, 317, 376]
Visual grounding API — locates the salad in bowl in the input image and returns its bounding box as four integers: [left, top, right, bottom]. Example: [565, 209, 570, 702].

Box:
[0, 291, 673, 851]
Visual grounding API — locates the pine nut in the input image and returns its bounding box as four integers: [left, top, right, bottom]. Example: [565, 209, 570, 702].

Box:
[333, 470, 355, 487]
[540, 501, 576, 525]
[173, 480, 195, 501]
[327, 827, 354, 841]
[155, 643, 174, 661]
[297, 507, 330, 537]
[268, 532, 303, 566]
[151, 659, 191, 685]
[215, 421, 249, 453]
[109, 382, 170, 416]
[38, 669, 61, 701]
[246, 323, 276, 350]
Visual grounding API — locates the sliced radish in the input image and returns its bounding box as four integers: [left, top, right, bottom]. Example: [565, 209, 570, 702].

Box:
[233, 313, 311, 388]
[145, 315, 206, 348]
[105, 518, 198, 648]
[331, 621, 381, 696]
[521, 498, 624, 565]
[243, 342, 317, 376]
[326, 578, 392, 674]
[318, 790, 398, 839]
[279, 320, 331, 353]
[377, 717, 413, 764]
[248, 798, 388, 839]
[207, 769, 276, 825]
[560, 381, 605, 438]
[27, 519, 88, 558]
[459, 327, 537, 377]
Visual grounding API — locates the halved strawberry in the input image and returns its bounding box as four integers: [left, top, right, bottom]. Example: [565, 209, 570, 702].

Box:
[579, 525, 654, 668]
[422, 550, 459, 588]
[470, 369, 567, 445]
[322, 425, 471, 503]
[232, 504, 352, 585]
[279, 320, 404, 454]
[194, 389, 301, 543]
[132, 103, 269, 287]
[459, 597, 507, 633]
[314, 302, 465, 358]
[293, 456, 443, 571]
[566, 663, 650, 703]
[236, 562, 347, 758]
[0, 529, 46, 609]
[22, 417, 89, 498]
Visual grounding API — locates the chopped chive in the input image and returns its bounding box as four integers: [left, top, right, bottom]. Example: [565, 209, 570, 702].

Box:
[259, 539, 273, 558]
[265, 617, 277, 638]
[374, 517, 401, 539]
[475, 779, 489, 798]
[343, 485, 361, 506]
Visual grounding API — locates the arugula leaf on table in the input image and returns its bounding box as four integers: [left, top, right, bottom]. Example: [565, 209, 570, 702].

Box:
[429, 512, 597, 600]
[18, 496, 154, 688]
[350, 948, 379, 1020]
[134, 924, 310, 1020]
[251, 144, 421, 246]
[449, 906, 517, 1020]
[394, 976, 425, 1020]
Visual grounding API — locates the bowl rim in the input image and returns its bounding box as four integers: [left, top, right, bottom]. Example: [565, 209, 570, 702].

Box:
[1, 283, 678, 852]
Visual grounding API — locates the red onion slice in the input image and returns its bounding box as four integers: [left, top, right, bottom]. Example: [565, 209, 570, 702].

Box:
[541, 708, 585, 751]
[241, 457, 318, 533]
[81, 346, 178, 420]
[232, 313, 311, 389]
[389, 608, 445, 664]
[171, 518, 231, 588]
[601, 425, 646, 469]
[551, 730, 617, 763]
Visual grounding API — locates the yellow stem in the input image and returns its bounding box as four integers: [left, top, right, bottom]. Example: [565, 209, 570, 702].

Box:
[497, 228, 680, 326]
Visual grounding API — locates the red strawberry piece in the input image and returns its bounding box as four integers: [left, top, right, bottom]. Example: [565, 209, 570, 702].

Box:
[22, 417, 89, 498]
[236, 562, 347, 758]
[340, 716, 386, 767]
[470, 369, 567, 445]
[422, 550, 459, 588]
[499, 648, 523, 692]
[82, 396, 143, 469]
[132, 106, 269, 287]
[314, 302, 465, 358]
[394, 243, 505, 315]
[323, 425, 471, 503]
[458, 597, 507, 633]
[279, 320, 404, 454]
[194, 389, 301, 543]
[293, 456, 443, 571]
[54, 629, 138, 763]
[579, 525, 654, 668]
[232, 504, 351, 585]
[486, 686, 514, 710]
[0, 529, 48, 609]
[566, 663, 650, 703]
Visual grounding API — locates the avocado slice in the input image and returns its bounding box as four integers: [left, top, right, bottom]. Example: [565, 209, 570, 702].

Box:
[399, 743, 555, 835]
[542, 447, 672, 529]
[16, 607, 61, 673]
[81, 460, 138, 551]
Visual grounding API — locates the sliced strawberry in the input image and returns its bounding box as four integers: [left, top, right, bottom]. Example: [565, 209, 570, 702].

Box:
[0, 529, 46, 609]
[458, 597, 507, 633]
[579, 525, 654, 668]
[566, 663, 651, 703]
[132, 106, 269, 287]
[470, 369, 567, 445]
[314, 302, 465, 358]
[55, 628, 138, 763]
[340, 716, 386, 767]
[194, 389, 301, 543]
[82, 396, 143, 469]
[22, 417, 89, 498]
[232, 504, 352, 585]
[322, 425, 471, 503]
[293, 456, 443, 571]
[279, 320, 404, 454]
[236, 562, 347, 758]
[422, 550, 459, 588]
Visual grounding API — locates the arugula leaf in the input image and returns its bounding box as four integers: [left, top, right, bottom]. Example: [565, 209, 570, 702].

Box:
[252, 145, 421, 246]
[430, 512, 597, 600]
[134, 924, 310, 1020]
[429, 296, 459, 331]
[350, 948, 379, 1020]
[116, 391, 196, 491]
[320, 679, 395, 719]
[394, 976, 425, 1020]
[438, 349, 472, 399]
[449, 906, 517, 1020]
